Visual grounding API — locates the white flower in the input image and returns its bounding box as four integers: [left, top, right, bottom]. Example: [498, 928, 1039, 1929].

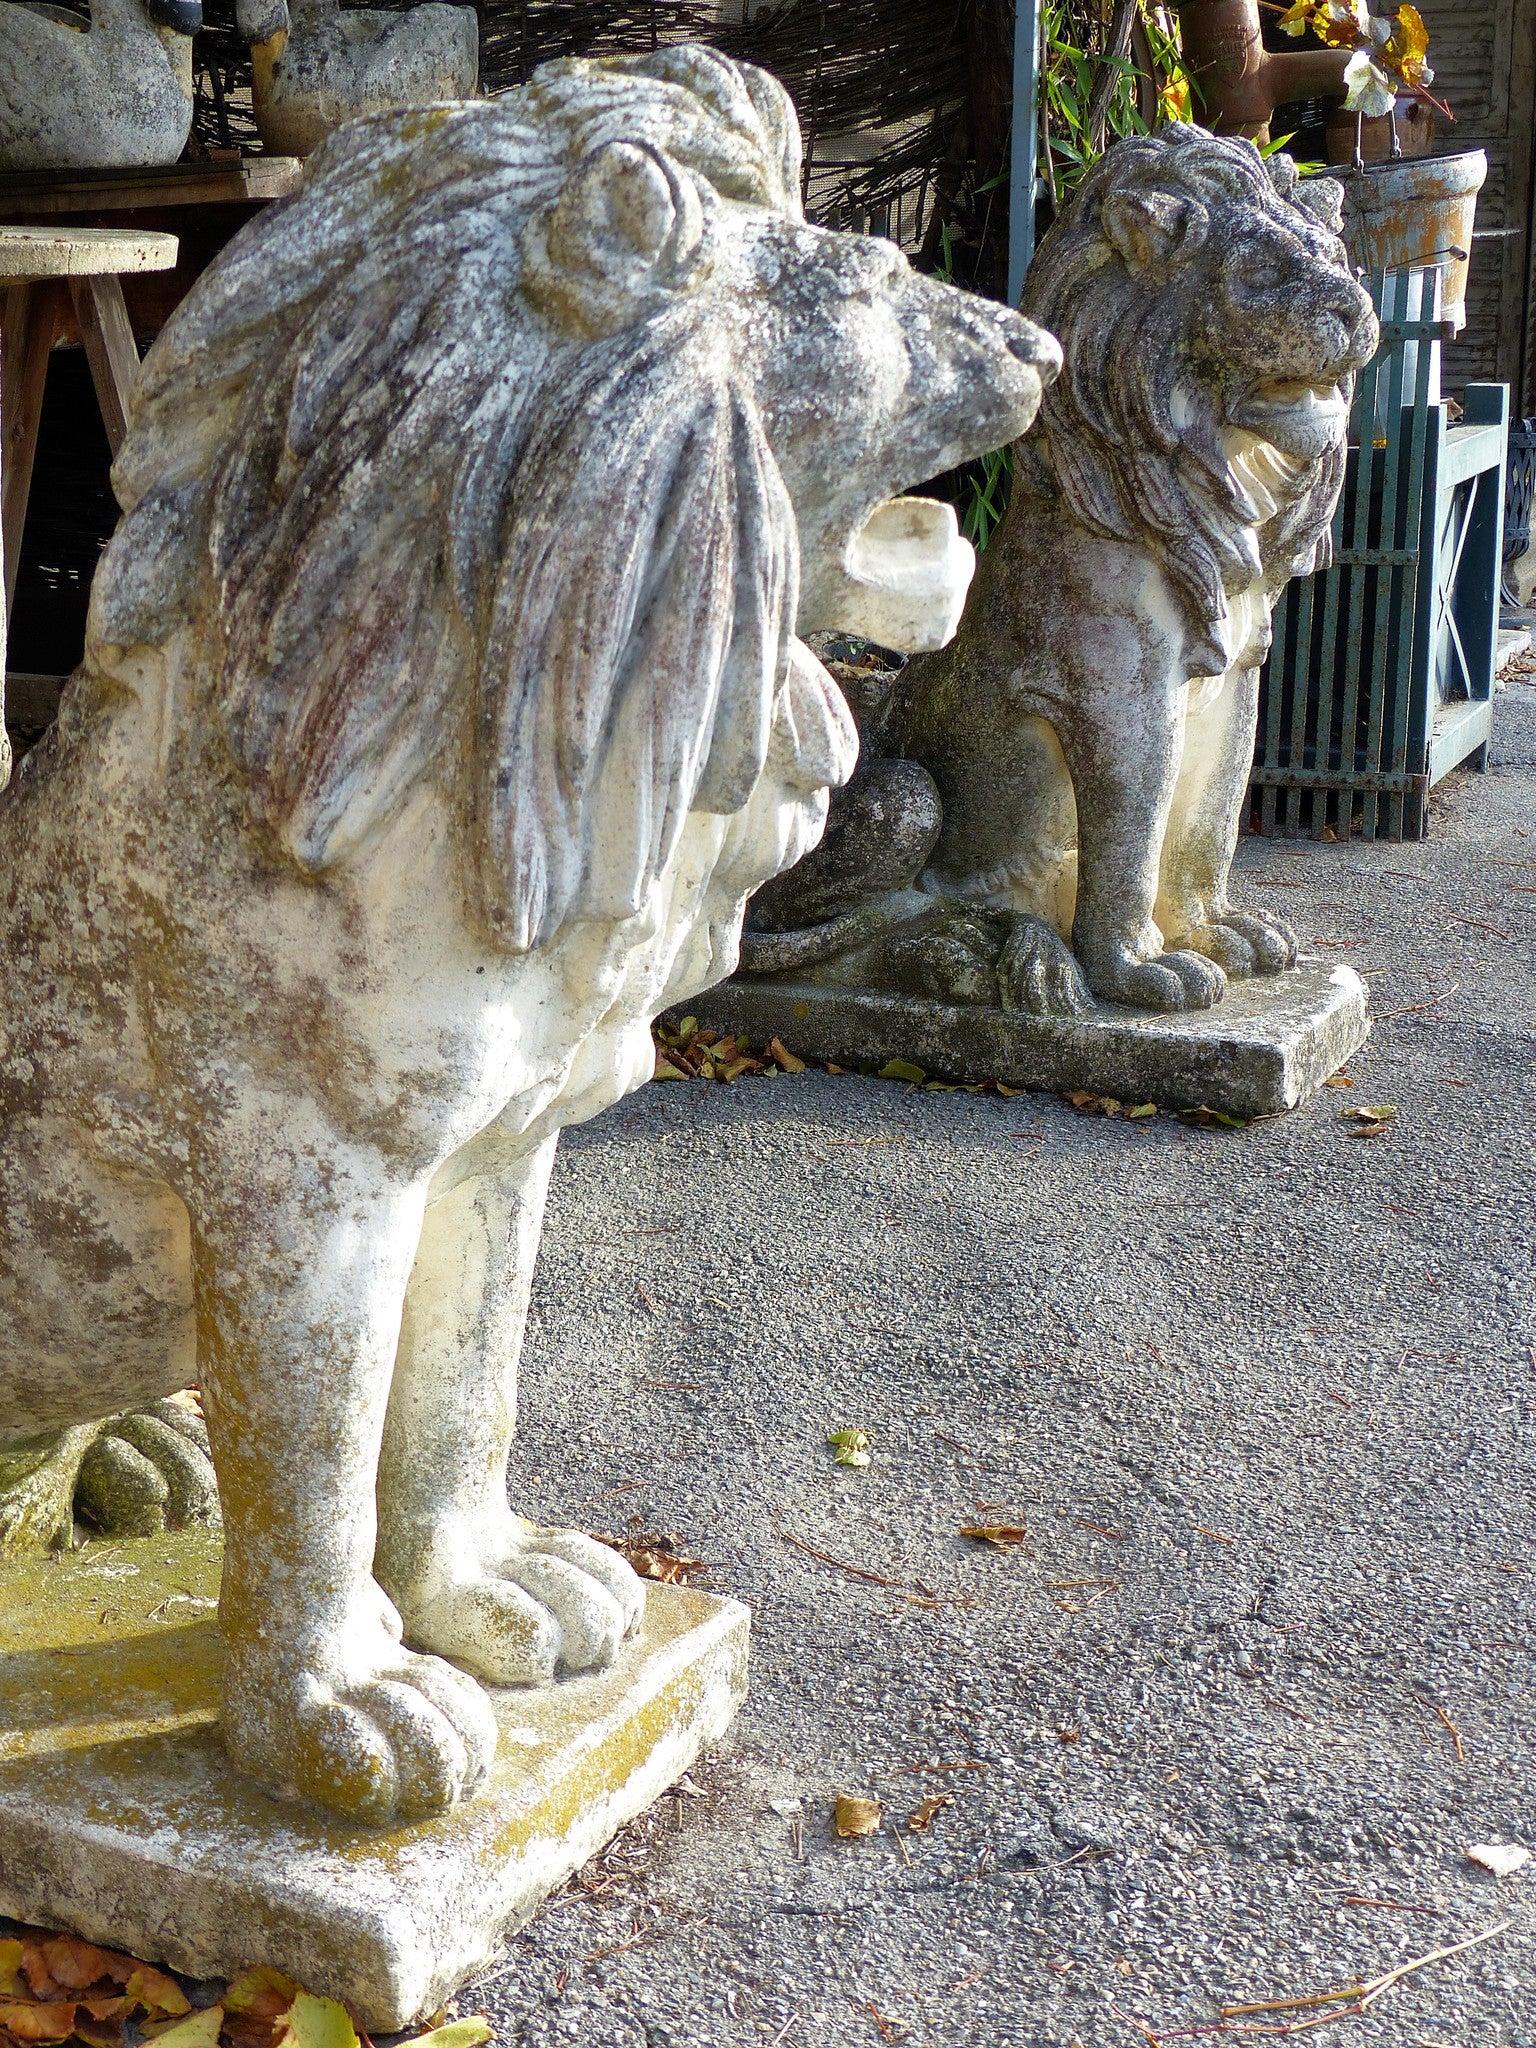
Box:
[1343, 49, 1397, 117]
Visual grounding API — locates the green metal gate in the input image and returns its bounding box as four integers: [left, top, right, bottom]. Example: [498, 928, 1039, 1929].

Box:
[1251, 267, 1509, 841]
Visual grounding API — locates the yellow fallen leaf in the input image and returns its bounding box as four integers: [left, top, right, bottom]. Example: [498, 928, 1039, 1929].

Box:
[1126, 1102, 1157, 1119]
[995, 1082, 1024, 1097]
[879, 1058, 926, 1083]
[0, 1942, 22, 1998]
[1325, 1074, 1354, 1088]
[827, 1427, 871, 1468]
[959, 1523, 1027, 1549]
[124, 1969, 190, 2020]
[767, 1036, 805, 1073]
[833, 1793, 882, 1838]
[652, 1052, 690, 1081]
[275, 1993, 359, 2048]
[908, 1792, 952, 1831]
[141, 2010, 223, 2048]
[409, 2020, 494, 2048]
[674, 1016, 698, 1044]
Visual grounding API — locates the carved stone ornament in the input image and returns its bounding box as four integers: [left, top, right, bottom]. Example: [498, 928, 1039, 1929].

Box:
[0, 45, 1056, 1821]
[0, 0, 202, 172]
[237, 0, 480, 159]
[738, 125, 1379, 1022]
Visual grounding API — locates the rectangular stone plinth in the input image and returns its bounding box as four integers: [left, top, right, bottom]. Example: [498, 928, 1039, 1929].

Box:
[693, 960, 1369, 1118]
[0, 1533, 748, 2028]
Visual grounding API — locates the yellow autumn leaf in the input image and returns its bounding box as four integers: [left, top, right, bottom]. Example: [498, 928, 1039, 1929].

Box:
[827, 1427, 871, 1468]
[833, 1793, 882, 1838]
[1276, 0, 1312, 31]
[0, 1941, 22, 1998]
[124, 1968, 190, 2020]
[140, 2009, 224, 2048]
[878, 1058, 926, 1083]
[224, 1971, 302, 2020]
[908, 1792, 953, 1831]
[409, 2021, 494, 2048]
[275, 1992, 359, 2048]
[1314, 0, 1370, 46]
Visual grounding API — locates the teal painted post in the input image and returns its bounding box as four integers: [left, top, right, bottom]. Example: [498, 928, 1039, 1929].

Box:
[1009, 0, 1041, 307]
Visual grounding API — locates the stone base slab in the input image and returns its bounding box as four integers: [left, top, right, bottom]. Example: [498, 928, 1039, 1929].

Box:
[693, 960, 1369, 1118]
[0, 1532, 748, 2028]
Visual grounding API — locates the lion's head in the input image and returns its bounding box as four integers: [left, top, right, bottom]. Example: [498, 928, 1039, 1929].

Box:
[1018, 124, 1377, 667]
[88, 44, 1055, 956]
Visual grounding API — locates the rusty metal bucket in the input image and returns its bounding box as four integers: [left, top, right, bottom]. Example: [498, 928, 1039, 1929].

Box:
[1325, 149, 1487, 334]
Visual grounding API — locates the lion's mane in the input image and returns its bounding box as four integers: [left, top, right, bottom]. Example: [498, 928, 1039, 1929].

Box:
[90, 46, 804, 954]
[1016, 124, 1348, 662]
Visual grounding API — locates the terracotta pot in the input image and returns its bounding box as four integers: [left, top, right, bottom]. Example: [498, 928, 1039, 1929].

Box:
[1324, 148, 1487, 333]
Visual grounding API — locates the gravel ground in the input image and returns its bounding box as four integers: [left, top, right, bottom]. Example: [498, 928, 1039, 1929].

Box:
[472, 682, 1536, 2048]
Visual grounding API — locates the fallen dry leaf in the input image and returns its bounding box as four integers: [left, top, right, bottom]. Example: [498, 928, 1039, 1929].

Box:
[959, 1524, 1027, 1549]
[408, 2024, 493, 2048]
[767, 1036, 805, 1073]
[0, 2003, 80, 2044]
[833, 1793, 882, 1839]
[141, 2013, 223, 2048]
[827, 1427, 871, 1469]
[1179, 1104, 1250, 1129]
[907, 1792, 952, 1831]
[592, 1520, 706, 1584]
[273, 1992, 357, 2048]
[1343, 1101, 1398, 1140]
[1325, 1073, 1355, 1088]
[1466, 1842, 1530, 1878]
[221, 1968, 302, 2048]
[878, 1058, 926, 1084]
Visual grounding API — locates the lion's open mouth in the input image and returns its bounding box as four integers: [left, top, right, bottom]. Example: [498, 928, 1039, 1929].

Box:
[1229, 378, 1349, 458]
[831, 497, 977, 655]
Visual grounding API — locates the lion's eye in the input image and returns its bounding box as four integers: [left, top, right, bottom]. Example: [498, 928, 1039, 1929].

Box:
[1242, 258, 1284, 292]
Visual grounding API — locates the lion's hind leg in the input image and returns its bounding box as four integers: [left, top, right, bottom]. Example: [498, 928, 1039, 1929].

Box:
[377, 1133, 646, 1689]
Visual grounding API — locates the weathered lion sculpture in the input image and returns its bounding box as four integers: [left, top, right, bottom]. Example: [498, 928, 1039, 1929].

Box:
[741, 127, 1378, 1018]
[0, 45, 1056, 1818]
[894, 126, 1378, 1011]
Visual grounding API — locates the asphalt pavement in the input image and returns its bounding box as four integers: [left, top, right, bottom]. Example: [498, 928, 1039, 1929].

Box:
[473, 680, 1536, 2048]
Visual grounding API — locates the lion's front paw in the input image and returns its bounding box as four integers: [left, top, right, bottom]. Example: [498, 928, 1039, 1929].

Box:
[75, 1401, 221, 1538]
[223, 1605, 499, 1823]
[997, 915, 1094, 1017]
[1183, 909, 1298, 977]
[1087, 946, 1227, 1011]
[399, 1527, 646, 1686]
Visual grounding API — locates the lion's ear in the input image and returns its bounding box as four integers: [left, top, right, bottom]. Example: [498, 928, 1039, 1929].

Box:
[524, 140, 706, 338]
[1100, 186, 1205, 269]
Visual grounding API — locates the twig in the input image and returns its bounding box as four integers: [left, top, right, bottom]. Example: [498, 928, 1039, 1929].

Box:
[1452, 915, 1511, 940]
[1357, 1920, 1508, 2009]
[768, 2017, 801, 2048]
[1372, 982, 1459, 1018]
[1432, 1702, 1466, 1763]
[1336, 1894, 1438, 1917]
[775, 1524, 937, 1598]
[1193, 1524, 1237, 1544]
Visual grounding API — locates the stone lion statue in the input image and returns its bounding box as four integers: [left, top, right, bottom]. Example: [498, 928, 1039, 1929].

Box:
[743, 127, 1377, 1018]
[0, 46, 1055, 1818]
